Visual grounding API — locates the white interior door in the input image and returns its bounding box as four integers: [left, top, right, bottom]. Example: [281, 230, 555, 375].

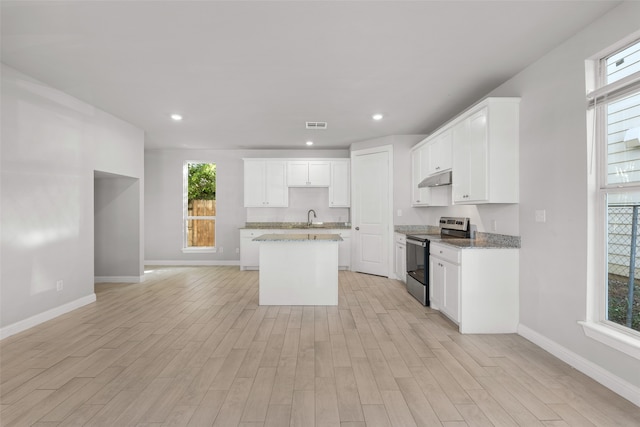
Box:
[351, 146, 393, 277]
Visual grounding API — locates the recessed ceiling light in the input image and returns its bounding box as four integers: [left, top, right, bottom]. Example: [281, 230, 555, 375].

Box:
[306, 141, 314, 146]
[372, 113, 384, 121]
[171, 114, 183, 121]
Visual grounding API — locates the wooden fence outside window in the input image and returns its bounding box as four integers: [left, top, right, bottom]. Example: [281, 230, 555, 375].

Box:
[187, 200, 216, 247]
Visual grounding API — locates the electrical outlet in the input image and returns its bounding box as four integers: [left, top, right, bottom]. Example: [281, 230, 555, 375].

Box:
[219, 247, 223, 253]
[491, 220, 497, 232]
[535, 209, 546, 223]
[397, 209, 403, 217]
[56, 280, 63, 291]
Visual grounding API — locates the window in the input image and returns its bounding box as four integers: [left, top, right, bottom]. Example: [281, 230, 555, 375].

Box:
[183, 162, 216, 251]
[584, 37, 640, 357]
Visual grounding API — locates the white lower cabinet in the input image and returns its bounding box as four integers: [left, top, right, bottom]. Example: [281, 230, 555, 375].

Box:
[430, 242, 518, 333]
[394, 233, 406, 283]
[240, 229, 273, 270]
[429, 244, 460, 322]
[335, 230, 351, 270]
[240, 229, 351, 271]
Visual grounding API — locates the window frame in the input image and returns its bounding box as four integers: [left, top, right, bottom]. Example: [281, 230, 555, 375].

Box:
[582, 36, 640, 360]
[182, 161, 217, 253]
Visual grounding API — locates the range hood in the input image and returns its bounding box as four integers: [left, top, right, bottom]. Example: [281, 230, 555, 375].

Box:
[418, 170, 452, 188]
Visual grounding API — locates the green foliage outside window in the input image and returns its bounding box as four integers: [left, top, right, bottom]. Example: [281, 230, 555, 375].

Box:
[188, 163, 216, 201]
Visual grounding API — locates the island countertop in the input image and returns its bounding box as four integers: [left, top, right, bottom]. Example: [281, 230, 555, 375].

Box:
[254, 233, 343, 242]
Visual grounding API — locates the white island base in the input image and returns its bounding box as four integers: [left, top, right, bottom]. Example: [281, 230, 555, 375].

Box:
[256, 234, 340, 305]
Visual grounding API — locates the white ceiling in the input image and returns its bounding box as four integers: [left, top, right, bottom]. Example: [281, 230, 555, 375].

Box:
[1, 1, 621, 150]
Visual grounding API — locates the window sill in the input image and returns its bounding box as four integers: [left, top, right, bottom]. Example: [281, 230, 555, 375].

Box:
[181, 247, 216, 254]
[579, 321, 640, 360]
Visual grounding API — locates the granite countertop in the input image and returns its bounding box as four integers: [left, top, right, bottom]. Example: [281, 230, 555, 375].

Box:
[242, 222, 351, 230]
[398, 225, 521, 249]
[253, 233, 343, 242]
[429, 237, 519, 249]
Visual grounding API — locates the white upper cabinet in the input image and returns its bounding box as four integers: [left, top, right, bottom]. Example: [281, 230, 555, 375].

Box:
[426, 129, 452, 176]
[329, 159, 350, 207]
[411, 97, 518, 206]
[411, 146, 430, 206]
[243, 160, 289, 207]
[287, 160, 330, 186]
[411, 144, 450, 207]
[452, 98, 519, 204]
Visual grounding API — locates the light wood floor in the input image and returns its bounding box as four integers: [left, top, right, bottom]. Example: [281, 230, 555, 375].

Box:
[1, 267, 639, 426]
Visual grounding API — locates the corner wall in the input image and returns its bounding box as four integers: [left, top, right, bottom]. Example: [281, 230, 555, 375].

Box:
[0, 65, 144, 337]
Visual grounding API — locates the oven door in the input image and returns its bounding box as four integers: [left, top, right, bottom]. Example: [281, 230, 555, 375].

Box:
[406, 238, 429, 305]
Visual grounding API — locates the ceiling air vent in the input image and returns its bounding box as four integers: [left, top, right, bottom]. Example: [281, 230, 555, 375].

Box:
[306, 121, 328, 130]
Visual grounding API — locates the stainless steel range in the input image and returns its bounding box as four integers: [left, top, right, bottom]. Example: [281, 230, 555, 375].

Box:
[405, 216, 471, 306]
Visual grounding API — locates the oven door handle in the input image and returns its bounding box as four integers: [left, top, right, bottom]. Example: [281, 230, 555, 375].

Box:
[406, 238, 427, 247]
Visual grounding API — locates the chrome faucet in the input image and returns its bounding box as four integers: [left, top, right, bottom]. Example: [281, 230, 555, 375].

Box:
[307, 209, 317, 226]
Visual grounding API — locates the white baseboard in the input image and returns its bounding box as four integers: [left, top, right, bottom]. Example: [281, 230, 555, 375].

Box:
[94, 275, 144, 284]
[145, 260, 240, 266]
[0, 294, 97, 341]
[518, 324, 640, 407]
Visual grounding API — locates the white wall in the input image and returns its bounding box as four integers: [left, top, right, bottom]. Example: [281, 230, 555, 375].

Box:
[0, 65, 144, 335]
[94, 174, 141, 280]
[144, 149, 348, 263]
[488, 1, 640, 398]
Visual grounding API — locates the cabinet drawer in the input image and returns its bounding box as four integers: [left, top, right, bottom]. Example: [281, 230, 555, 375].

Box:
[430, 243, 460, 264]
[395, 233, 406, 245]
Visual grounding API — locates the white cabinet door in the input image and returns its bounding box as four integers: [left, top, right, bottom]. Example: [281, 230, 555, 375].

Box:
[329, 160, 350, 207]
[411, 147, 430, 206]
[411, 145, 449, 207]
[287, 161, 330, 186]
[240, 230, 262, 270]
[452, 119, 471, 203]
[338, 235, 351, 270]
[287, 161, 309, 186]
[308, 161, 331, 186]
[244, 160, 266, 207]
[264, 161, 288, 206]
[427, 129, 452, 175]
[395, 243, 406, 283]
[453, 108, 489, 203]
[442, 258, 460, 323]
[467, 108, 489, 202]
[430, 256, 444, 310]
[244, 160, 288, 207]
[451, 99, 519, 204]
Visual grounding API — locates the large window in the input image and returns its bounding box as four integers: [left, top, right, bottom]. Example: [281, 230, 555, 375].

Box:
[183, 162, 216, 251]
[589, 38, 640, 340]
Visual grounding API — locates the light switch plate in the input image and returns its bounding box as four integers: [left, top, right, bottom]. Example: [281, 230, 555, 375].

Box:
[535, 209, 546, 223]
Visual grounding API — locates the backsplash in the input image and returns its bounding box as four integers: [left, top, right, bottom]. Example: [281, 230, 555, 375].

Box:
[475, 232, 521, 248]
[246, 187, 350, 223]
[394, 224, 440, 234]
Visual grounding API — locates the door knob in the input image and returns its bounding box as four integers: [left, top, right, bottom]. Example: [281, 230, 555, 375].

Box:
[355, 227, 360, 230]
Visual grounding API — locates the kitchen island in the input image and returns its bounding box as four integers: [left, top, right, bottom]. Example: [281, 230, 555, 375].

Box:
[254, 233, 342, 305]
